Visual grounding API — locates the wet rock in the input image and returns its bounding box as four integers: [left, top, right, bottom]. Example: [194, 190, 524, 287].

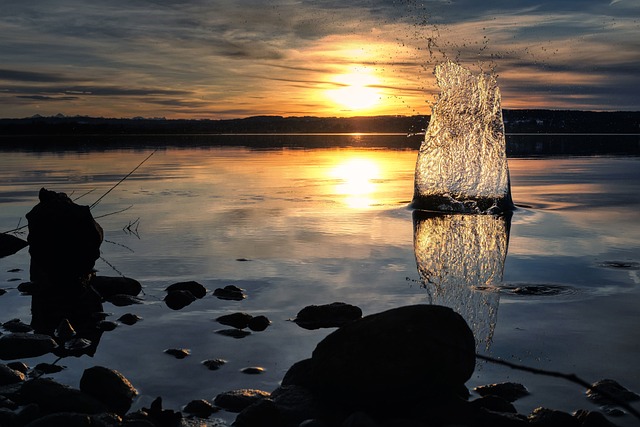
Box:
[202, 358, 227, 371]
[142, 396, 182, 427]
[0, 289, 6, 296]
[469, 395, 518, 413]
[96, 320, 118, 331]
[473, 381, 530, 402]
[33, 362, 66, 374]
[104, 294, 143, 307]
[293, 302, 362, 330]
[164, 290, 196, 310]
[22, 412, 93, 427]
[164, 348, 190, 359]
[0, 363, 25, 385]
[233, 398, 281, 427]
[118, 313, 142, 325]
[17, 377, 107, 414]
[269, 385, 324, 426]
[2, 318, 33, 333]
[166, 281, 206, 299]
[0, 233, 28, 258]
[26, 188, 103, 285]
[54, 318, 76, 340]
[183, 399, 218, 417]
[586, 379, 640, 405]
[7, 361, 28, 374]
[528, 407, 579, 427]
[0, 333, 58, 360]
[90, 276, 142, 298]
[17, 281, 39, 295]
[215, 329, 251, 339]
[574, 409, 620, 427]
[80, 366, 138, 416]
[241, 367, 265, 375]
[301, 305, 475, 409]
[214, 389, 270, 413]
[213, 285, 246, 301]
[216, 312, 252, 329]
[248, 315, 271, 331]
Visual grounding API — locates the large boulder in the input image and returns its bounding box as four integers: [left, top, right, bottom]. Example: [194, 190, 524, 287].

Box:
[79, 366, 138, 416]
[302, 305, 476, 408]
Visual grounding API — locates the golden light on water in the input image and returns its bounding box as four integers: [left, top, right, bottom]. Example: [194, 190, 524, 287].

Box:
[330, 157, 382, 208]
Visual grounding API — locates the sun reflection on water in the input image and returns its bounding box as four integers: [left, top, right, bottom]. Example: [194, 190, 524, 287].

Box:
[329, 158, 381, 208]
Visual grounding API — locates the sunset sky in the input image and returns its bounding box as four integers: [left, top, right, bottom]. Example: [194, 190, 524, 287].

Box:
[1, 0, 639, 119]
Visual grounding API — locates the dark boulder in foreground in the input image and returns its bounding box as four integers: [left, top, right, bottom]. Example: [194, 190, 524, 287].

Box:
[165, 280, 207, 299]
[0, 233, 28, 258]
[79, 366, 138, 416]
[17, 377, 107, 414]
[164, 289, 196, 310]
[90, 276, 142, 299]
[293, 302, 362, 330]
[304, 305, 475, 407]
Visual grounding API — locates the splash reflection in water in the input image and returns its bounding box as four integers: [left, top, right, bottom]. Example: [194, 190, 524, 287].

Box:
[413, 211, 512, 350]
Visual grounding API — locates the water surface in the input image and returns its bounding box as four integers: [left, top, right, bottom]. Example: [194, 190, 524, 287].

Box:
[1, 141, 639, 425]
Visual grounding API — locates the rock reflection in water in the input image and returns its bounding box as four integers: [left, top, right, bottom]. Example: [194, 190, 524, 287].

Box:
[413, 211, 511, 350]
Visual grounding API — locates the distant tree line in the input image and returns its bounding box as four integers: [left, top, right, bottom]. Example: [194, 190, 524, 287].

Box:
[0, 110, 638, 136]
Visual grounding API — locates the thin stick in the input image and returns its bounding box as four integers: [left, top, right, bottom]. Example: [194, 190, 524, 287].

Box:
[476, 353, 640, 421]
[90, 149, 157, 209]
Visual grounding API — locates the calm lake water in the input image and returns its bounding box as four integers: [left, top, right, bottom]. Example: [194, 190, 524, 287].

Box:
[1, 136, 639, 425]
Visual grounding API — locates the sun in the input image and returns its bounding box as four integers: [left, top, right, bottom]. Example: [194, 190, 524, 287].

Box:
[326, 72, 382, 111]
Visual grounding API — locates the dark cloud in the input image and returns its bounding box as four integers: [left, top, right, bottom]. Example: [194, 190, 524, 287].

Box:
[16, 95, 78, 101]
[0, 69, 75, 83]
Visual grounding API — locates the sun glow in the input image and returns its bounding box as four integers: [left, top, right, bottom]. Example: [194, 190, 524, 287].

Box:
[326, 72, 382, 111]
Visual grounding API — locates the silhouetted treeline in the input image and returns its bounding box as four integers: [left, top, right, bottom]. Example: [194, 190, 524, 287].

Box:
[0, 110, 639, 136]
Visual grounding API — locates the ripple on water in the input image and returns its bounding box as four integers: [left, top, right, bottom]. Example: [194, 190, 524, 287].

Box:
[598, 260, 640, 271]
[491, 283, 578, 299]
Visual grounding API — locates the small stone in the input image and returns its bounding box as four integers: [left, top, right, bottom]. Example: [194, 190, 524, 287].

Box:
[241, 367, 265, 375]
[96, 320, 118, 331]
[202, 359, 227, 370]
[166, 281, 207, 299]
[90, 276, 142, 298]
[0, 289, 6, 296]
[104, 294, 143, 306]
[216, 312, 252, 329]
[213, 285, 246, 301]
[216, 329, 251, 339]
[2, 319, 33, 333]
[293, 302, 362, 330]
[473, 382, 530, 402]
[33, 362, 66, 374]
[17, 281, 38, 294]
[164, 348, 190, 359]
[0, 333, 57, 360]
[587, 379, 640, 405]
[55, 318, 76, 340]
[0, 363, 26, 385]
[118, 313, 142, 325]
[528, 407, 579, 426]
[164, 290, 197, 310]
[6, 361, 28, 374]
[574, 409, 621, 426]
[0, 233, 28, 258]
[248, 315, 271, 332]
[214, 389, 270, 413]
[80, 366, 138, 416]
[183, 399, 218, 417]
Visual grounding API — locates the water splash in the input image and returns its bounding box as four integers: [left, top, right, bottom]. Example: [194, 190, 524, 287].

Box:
[412, 61, 514, 213]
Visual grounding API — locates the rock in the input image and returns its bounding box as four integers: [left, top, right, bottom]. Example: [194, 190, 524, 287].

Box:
[2, 319, 33, 333]
[216, 312, 252, 329]
[586, 379, 640, 405]
[23, 412, 93, 427]
[248, 315, 271, 331]
[241, 367, 265, 375]
[6, 361, 29, 374]
[17, 377, 107, 414]
[90, 276, 142, 298]
[17, 281, 39, 295]
[473, 382, 530, 402]
[216, 329, 251, 339]
[528, 407, 580, 427]
[0, 363, 26, 385]
[0, 333, 58, 360]
[0, 289, 6, 296]
[293, 302, 362, 330]
[269, 385, 324, 426]
[117, 313, 142, 325]
[164, 290, 196, 310]
[141, 397, 182, 427]
[54, 318, 76, 340]
[202, 358, 227, 370]
[302, 305, 475, 408]
[79, 366, 138, 416]
[469, 395, 518, 413]
[164, 348, 190, 359]
[96, 320, 118, 331]
[104, 294, 143, 307]
[183, 399, 218, 417]
[213, 285, 246, 301]
[573, 409, 620, 427]
[166, 281, 206, 299]
[33, 362, 65, 374]
[26, 188, 103, 285]
[233, 398, 281, 427]
[0, 233, 28, 258]
[214, 389, 270, 413]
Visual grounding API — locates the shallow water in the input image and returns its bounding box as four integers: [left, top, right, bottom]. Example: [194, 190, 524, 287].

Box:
[1, 141, 639, 425]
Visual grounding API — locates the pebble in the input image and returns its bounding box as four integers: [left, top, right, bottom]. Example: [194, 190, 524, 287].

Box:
[164, 348, 191, 359]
